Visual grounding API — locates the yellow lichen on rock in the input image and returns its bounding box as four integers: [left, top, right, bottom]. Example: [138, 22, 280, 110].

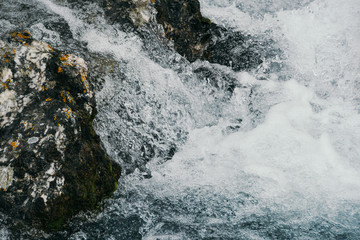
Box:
[11, 31, 31, 39]
[58, 54, 93, 98]
[10, 140, 19, 150]
[60, 90, 74, 103]
[12, 40, 54, 91]
[63, 107, 73, 119]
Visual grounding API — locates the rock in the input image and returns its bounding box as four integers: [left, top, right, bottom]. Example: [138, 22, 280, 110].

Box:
[203, 31, 268, 71]
[0, 31, 121, 231]
[154, 0, 277, 71]
[62, 0, 271, 71]
[154, 0, 215, 61]
[65, 0, 154, 27]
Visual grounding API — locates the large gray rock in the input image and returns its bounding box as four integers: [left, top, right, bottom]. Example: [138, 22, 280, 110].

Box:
[0, 31, 121, 231]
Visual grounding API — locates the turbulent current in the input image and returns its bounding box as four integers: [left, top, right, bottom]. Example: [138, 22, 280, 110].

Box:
[1, 0, 360, 239]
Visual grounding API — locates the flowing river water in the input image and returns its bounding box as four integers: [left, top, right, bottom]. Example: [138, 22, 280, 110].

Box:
[1, 0, 360, 239]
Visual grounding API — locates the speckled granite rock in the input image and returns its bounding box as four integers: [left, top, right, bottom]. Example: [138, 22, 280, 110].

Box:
[0, 31, 121, 231]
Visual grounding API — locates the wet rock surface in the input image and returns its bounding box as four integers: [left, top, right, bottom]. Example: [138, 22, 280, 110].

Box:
[0, 0, 357, 239]
[0, 0, 276, 236]
[63, 0, 273, 71]
[154, 0, 275, 71]
[0, 32, 121, 231]
[154, 0, 214, 61]
[64, 0, 154, 28]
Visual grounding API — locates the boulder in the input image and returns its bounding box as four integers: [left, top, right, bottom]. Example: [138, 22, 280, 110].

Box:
[154, 0, 214, 61]
[62, 0, 270, 71]
[0, 31, 121, 231]
[64, 0, 154, 27]
[154, 0, 269, 71]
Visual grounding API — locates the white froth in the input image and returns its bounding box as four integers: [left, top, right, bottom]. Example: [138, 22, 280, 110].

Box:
[36, 0, 360, 238]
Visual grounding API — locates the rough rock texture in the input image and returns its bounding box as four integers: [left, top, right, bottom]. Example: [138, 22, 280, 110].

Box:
[65, 0, 154, 27]
[0, 32, 121, 231]
[154, 0, 268, 71]
[0, 0, 273, 233]
[63, 0, 270, 71]
[154, 0, 214, 61]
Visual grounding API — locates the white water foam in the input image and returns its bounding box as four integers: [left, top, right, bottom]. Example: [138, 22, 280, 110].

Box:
[34, 0, 360, 238]
[121, 0, 360, 238]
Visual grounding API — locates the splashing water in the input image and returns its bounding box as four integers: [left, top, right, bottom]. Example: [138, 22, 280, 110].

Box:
[113, 0, 360, 239]
[1, 0, 360, 238]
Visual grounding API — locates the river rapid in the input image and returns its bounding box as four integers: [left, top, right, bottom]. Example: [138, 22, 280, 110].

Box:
[1, 0, 360, 239]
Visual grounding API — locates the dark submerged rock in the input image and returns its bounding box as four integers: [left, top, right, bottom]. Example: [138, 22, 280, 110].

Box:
[0, 32, 121, 231]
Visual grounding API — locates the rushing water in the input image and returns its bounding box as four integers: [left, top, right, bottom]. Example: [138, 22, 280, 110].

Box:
[1, 0, 360, 239]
